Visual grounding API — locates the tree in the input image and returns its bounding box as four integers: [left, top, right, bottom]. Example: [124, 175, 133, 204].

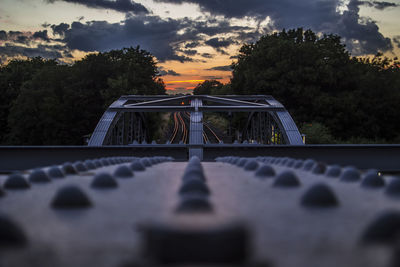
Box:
[193, 80, 223, 95]
[0, 57, 57, 143]
[230, 28, 400, 143]
[2, 47, 166, 145]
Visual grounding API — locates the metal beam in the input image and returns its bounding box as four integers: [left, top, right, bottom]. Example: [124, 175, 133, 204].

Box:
[109, 106, 193, 112]
[2, 145, 400, 172]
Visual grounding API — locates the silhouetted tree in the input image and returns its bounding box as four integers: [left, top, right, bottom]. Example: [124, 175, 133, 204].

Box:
[1, 47, 166, 145]
[193, 80, 223, 95]
[230, 28, 400, 142]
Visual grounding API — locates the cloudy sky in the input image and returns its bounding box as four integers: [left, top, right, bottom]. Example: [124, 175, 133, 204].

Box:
[0, 0, 399, 93]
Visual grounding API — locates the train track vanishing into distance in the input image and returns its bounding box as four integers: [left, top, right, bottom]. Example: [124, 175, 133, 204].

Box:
[170, 112, 221, 144]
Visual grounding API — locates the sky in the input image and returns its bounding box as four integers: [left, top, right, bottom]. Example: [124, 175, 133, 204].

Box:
[0, 0, 399, 93]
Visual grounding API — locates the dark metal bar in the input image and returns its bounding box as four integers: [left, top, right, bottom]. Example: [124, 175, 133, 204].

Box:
[199, 106, 285, 112]
[0, 146, 189, 172]
[109, 106, 193, 112]
[1, 145, 400, 172]
[203, 144, 400, 172]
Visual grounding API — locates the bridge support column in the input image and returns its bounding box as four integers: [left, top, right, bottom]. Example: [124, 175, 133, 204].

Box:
[189, 98, 203, 160]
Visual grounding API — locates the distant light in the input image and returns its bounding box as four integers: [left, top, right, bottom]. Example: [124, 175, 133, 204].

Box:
[378, 172, 382, 176]
[181, 102, 184, 105]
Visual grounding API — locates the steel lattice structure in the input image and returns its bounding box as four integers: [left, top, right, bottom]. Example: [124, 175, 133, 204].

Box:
[88, 95, 304, 158]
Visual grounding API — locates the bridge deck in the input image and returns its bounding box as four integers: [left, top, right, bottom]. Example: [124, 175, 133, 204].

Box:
[0, 157, 397, 266]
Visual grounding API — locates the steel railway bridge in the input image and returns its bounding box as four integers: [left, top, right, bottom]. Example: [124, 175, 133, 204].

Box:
[1, 95, 400, 172]
[88, 95, 304, 159]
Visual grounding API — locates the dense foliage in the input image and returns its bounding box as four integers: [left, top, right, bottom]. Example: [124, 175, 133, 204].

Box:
[213, 28, 400, 143]
[193, 80, 223, 95]
[0, 47, 165, 145]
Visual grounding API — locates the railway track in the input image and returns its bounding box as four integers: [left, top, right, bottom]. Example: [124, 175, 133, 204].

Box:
[169, 112, 188, 144]
[172, 112, 222, 144]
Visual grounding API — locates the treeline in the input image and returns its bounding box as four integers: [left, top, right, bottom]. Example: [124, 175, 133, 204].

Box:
[0, 47, 165, 145]
[194, 28, 400, 144]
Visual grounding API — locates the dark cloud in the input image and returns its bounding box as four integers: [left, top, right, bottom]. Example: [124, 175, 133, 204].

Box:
[33, 30, 50, 41]
[207, 65, 232, 71]
[360, 1, 399, 10]
[335, 0, 392, 55]
[155, 0, 394, 55]
[184, 41, 200, 48]
[393, 36, 400, 48]
[51, 23, 70, 36]
[181, 49, 197, 55]
[46, 0, 149, 14]
[0, 30, 6, 40]
[0, 30, 69, 64]
[205, 37, 235, 48]
[16, 35, 29, 45]
[158, 68, 181, 76]
[203, 76, 223, 79]
[201, 53, 214, 58]
[41, 22, 51, 28]
[0, 43, 63, 64]
[59, 16, 202, 62]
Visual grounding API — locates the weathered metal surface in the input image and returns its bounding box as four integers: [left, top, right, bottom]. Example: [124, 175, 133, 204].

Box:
[0, 156, 399, 266]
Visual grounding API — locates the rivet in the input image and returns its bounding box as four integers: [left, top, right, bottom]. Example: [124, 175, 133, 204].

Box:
[51, 185, 92, 209]
[361, 211, 400, 244]
[361, 172, 385, 188]
[93, 159, 103, 168]
[47, 166, 65, 179]
[91, 173, 118, 188]
[114, 165, 134, 178]
[326, 165, 342, 178]
[237, 158, 248, 167]
[0, 214, 27, 247]
[100, 158, 110, 166]
[4, 174, 30, 189]
[130, 160, 146, 171]
[254, 165, 275, 178]
[301, 183, 339, 208]
[73, 161, 88, 172]
[273, 171, 301, 187]
[385, 179, 400, 197]
[141, 158, 152, 167]
[29, 169, 51, 183]
[243, 160, 259, 171]
[312, 162, 327, 175]
[286, 159, 295, 167]
[176, 194, 213, 213]
[179, 179, 210, 195]
[340, 167, 361, 182]
[62, 162, 78, 175]
[303, 159, 316, 171]
[293, 160, 304, 169]
[84, 160, 96, 170]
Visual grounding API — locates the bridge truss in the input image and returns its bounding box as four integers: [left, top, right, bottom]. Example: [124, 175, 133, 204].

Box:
[88, 95, 304, 159]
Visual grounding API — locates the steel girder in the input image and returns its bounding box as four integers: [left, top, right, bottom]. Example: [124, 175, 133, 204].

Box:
[88, 95, 303, 147]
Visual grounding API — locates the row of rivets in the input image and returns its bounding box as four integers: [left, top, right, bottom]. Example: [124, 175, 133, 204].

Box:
[218, 156, 389, 190]
[216, 156, 339, 208]
[0, 156, 173, 248]
[176, 156, 212, 213]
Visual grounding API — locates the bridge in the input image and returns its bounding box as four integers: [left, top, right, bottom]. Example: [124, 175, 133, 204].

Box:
[88, 95, 304, 159]
[1, 95, 400, 172]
